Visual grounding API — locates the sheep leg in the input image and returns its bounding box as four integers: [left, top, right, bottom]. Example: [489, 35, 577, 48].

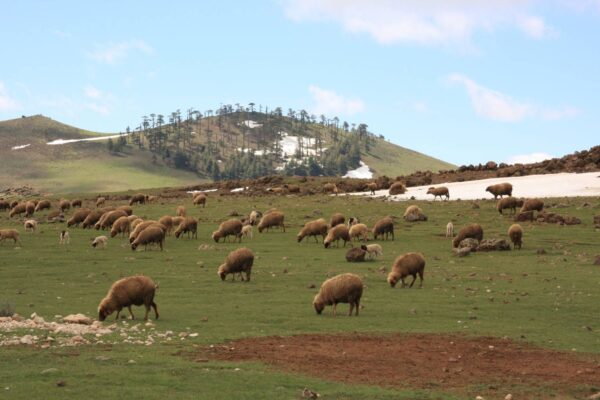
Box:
[418, 271, 424, 288]
[151, 302, 159, 319]
[144, 305, 150, 320]
[409, 274, 417, 288]
[348, 303, 354, 316]
[115, 309, 122, 320]
[354, 300, 360, 316]
[332, 303, 337, 317]
[127, 306, 135, 320]
[245, 271, 251, 282]
[400, 278, 407, 288]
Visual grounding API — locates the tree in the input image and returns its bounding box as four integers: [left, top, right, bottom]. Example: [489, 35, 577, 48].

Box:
[107, 138, 114, 153]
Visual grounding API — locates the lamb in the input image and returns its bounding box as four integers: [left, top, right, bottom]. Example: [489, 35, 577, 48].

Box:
[247, 210, 262, 226]
[110, 216, 132, 238]
[452, 223, 484, 248]
[131, 226, 165, 251]
[92, 236, 108, 249]
[258, 211, 285, 233]
[158, 215, 174, 235]
[23, 219, 37, 233]
[297, 218, 328, 243]
[508, 224, 523, 250]
[9, 203, 26, 218]
[212, 219, 243, 243]
[25, 201, 36, 217]
[96, 210, 127, 230]
[346, 245, 368, 262]
[389, 182, 406, 195]
[313, 273, 363, 316]
[59, 199, 71, 212]
[96, 197, 106, 207]
[349, 223, 369, 242]
[174, 217, 198, 239]
[446, 222, 454, 238]
[129, 194, 146, 206]
[116, 205, 133, 216]
[497, 197, 520, 215]
[67, 208, 92, 227]
[97, 275, 159, 321]
[365, 243, 383, 259]
[486, 183, 513, 199]
[34, 199, 51, 212]
[59, 230, 70, 245]
[217, 247, 254, 282]
[176, 205, 186, 217]
[372, 216, 394, 241]
[403, 205, 427, 222]
[520, 199, 544, 213]
[324, 224, 351, 248]
[387, 252, 426, 288]
[367, 182, 378, 195]
[82, 209, 105, 229]
[0, 229, 22, 246]
[193, 193, 207, 207]
[241, 224, 253, 239]
[71, 199, 82, 208]
[330, 213, 345, 228]
[426, 186, 450, 200]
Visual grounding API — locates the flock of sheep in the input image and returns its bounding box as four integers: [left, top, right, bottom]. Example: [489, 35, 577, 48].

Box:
[0, 180, 543, 320]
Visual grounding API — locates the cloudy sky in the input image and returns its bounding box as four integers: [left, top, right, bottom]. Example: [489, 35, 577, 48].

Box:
[1, 1, 599, 165]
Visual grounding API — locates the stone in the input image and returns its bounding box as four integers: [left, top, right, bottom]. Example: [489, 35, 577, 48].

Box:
[477, 239, 511, 252]
[62, 314, 92, 325]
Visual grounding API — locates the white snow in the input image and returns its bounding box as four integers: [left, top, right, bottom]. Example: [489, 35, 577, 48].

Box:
[187, 189, 218, 195]
[237, 148, 269, 156]
[46, 133, 129, 146]
[278, 132, 318, 158]
[240, 120, 262, 129]
[343, 161, 373, 179]
[11, 144, 31, 150]
[230, 187, 248, 193]
[349, 172, 600, 201]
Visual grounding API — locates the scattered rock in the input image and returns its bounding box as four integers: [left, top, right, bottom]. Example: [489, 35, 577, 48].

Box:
[458, 238, 479, 252]
[453, 247, 471, 257]
[307, 283, 316, 289]
[515, 210, 535, 222]
[41, 368, 59, 375]
[504, 395, 513, 400]
[477, 239, 511, 252]
[62, 314, 92, 325]
[56, 380, 66, 387]
[302, 388, 320, 399]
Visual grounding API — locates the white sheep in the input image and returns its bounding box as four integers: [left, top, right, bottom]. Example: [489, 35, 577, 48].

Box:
[24, 219, 37, 233]
[365, 244, 383, 259]
[446, 222, 454, 238]
[59, 230, 70, 245]
[92, 235, 108, 249]
[241, 224, 253, 239]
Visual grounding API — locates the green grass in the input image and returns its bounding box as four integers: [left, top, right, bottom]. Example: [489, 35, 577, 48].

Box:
[0, 194, 599, 399]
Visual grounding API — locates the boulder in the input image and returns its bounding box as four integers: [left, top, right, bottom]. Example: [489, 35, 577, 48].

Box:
[477, 239, 511, 252]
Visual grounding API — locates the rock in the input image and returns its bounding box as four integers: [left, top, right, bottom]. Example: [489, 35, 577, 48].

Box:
[588, 393, 600, 400]
[563, 216, 581, 225]
[62, 314, 92, 325]
[453, 247, 471, 257]
[471, 202, 480, 209]
[515, 210, 535, 222]
[594, 215, 600, 225]
[307, 283, 316, 289]
[477, 239, 511, 252]
[56, 380, 66, 387]
[458, 238, 479, 252]
[20, 335, 34, 345]
[302, 388, 320, 399]
[11, 314, 23, 322]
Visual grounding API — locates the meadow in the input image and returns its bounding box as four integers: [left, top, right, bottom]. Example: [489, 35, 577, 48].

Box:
[1, 192, 599, 399]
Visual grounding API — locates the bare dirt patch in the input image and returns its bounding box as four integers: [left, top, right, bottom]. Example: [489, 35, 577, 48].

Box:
[200, 333, 600, 397]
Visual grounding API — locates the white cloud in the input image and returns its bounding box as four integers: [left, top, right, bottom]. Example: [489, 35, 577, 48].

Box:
[84, 85, 102, 99]
[517, 16, 554, 39]
[308, 85, 365, 116]
[506, 152, 554, 164]
[0, 82, 20, 112]
[88, 39, 154, 64]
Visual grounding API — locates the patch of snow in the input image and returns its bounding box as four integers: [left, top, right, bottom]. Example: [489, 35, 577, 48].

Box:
[237, 148, 269, 156]
[47, 133, 129, 146]
[343, 161, 373, 179]
[187, 189, 218, 195]
[278, 132, 318, 158]
[240, 120, 262, 129]
[11, 144, 31, 150]
[231, 187, 248, 193]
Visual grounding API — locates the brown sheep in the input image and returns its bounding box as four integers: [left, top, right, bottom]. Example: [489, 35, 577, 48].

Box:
[496, 197, 519, 215]
[389, 182, 406, 195]
[9, 200, 18, 209]
[520, 199, 544, 213]
[116, 205, 133, 216]
[25, 201, 36, 217]
[34, 199, 51, 212]
[59, 199, 71, 212]
[372, 216, 394, 241]
[96, 197, 106, 207]
[323, 182, 338, 194]
[98, 275, 158, 321]
[128, 220, 158, 243]
[130, 218, 144, 230]
[217, 247, 254, 282]
[71, 199, 82, 208]
[426, 186, 449, 200]
[452, 223, 484, 248]
[247, 210, 262, 226]
[297, 218, 328, 243]
[46, 210, 65, 223]
[0, 229, 22, 246]
[174, 217, 198, 239]
[96, 210, 127, 230]
[176, 205, 186, 217]
[486, 183, 513, 199]
[82, 209, 105, 229]
[387, 252, 426, 288]
[0, 200, 9, 211]
[158, 215, 173, 235]
[367, 182, 378, 195]
[346, 245, 368, 262]
[127, 215, 139, 222]
[403, 205, 427, 222]
[212, 219, 243, 243]
[324, 224, 350, 248]
[313, 273, 363, 316]
[258, 211, 285, 233]
[508, 224, 523, 249]
[67, 208, 92, 227]
[9, 203, 27, 218]
[283, 184, 300, 193]
[330, 213, 345, 228]
[131, 226, 165, 251]
[349, 223, 369, 242]
[146, 195, 157, 203]
[129, 194, 146, 206]
[110, 216, 132, 238]
[193, 193, 207, 207]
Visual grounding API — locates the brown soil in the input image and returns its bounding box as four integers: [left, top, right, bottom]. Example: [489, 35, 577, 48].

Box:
[200, 333, 600, 398]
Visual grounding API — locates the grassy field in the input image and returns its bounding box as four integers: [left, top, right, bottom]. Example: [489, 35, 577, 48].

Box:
[0, 193, 599, 399]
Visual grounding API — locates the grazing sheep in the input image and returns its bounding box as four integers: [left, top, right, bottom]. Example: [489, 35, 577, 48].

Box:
[34, 199, 51, 212]
[446, 222, 454, 238]
[110, 216, 132, 238]
[330, 213, 345, 228]
[258, 211, 285, 233]
[349, 223, 369, 242]
[346, 245, 368, 262]
[508, 224, 523, 250]
[0, 200, 9, 211]
[520, 199, 544, 213]
[193, 193, 207, 207]
[347, 217, 360, 227]
[241, 224, 253, 239]
[146, 195, 157, 203]
[323, 182, 338, 194]
[98, 275, 158, 321]
[486, 183, 513, 199]
[426, 186, 450, 200]
[96, 197, 106, 207]
[59, 199, 71, 212]
[497, 197, 520, 215]
[23, 219, 37, 233]
[128, 220, 158, 243]
[127, 214, 139, 222]
[313, 273, 363, 316]
[174, 217, 198, 239]
[366, 243, 383, 259]
[92, 236, 108, 249]
[116, 205, 133, 216]
[82, 209, 105, 229]
[71, 199, 82, 208]
[46, 210, 65, 223]
[129, 194, 146, 206]
[131, 226, 165, 251]
[172, 216, 185, 227]
[9, 200, 18, 209]
[96, 210, 128, 230]
[324, 224, 351, 248]
[297, 218, 328, 243]
[158, 215, 173, 235]
[515, 210, 535, 222]
[67, 208, 92, 227]
[0, 229, 22, 246]
[387, 252, 426, 288]
[367, 182, 378, 195]
[9, 203, 26, 218]
[59, 230, 70, 245]
[452, 223, 484, 248]
[248, 210, 262, 226]
[217, 247, 254, 282]
[212, 219, 243, 243]
[283, 184, 300, 193]
[403, 205, 427, 222]
[372, 216, 394, 241]
[130, 218, 144, 230]
[389, 182, 406, 195]
[25, 201, 36, 217]
[176, 205, 186, 217]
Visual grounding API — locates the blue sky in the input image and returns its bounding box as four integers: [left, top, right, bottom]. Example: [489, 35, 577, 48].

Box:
[1, 0, 599, 165]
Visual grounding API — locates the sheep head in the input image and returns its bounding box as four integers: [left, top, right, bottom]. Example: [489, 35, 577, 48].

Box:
[211, 231, 221, 243]
[313, 296, 324, 315]
[387, 274, 399, 288]
[217, 264, 227, 281]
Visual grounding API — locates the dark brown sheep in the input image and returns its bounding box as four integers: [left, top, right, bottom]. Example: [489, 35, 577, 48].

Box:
[258, 211, 285, 233]
[324, 224, 350, 248]
[496, 197, 519, 214]
[345, 245, 368, 262]
[98, 275, 158, 321]
[193, 193, 207, 207]
[131, 226, 165, 251]
[520, 199, 544, 213]
[67, 208, 92, 227]
[158, 215, 173, 235]
[372, 216, 394, 241]
[217, 247, 254, 282]
[283, 184, 300, 193]
[389, 182, 407, 195]
[82, 209, 105, 229]
[313, 273, 363, 316]
[25, 201, 36, 217]
[174, 217, 198, 239]
[508, 224, 523, 249]
[330, 213, 345, 228]
[297, 218, 328, 243]
[59, 199, 71, 212]
[71, 199, 82, 208]
[426, 186, 449, 200]
[485, 183, 513, 199]
[129, 194, 146, 206]
[96, 210, 127, 230]
[34, 199, 51, 212]
[0, 200, 10, 211]
[212, 219, 243, 243]
[452, 223, 484, 248]
[387, 252, 426, 288]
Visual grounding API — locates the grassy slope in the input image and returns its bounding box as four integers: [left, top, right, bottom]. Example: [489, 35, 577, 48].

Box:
[0, 194, 599, 399]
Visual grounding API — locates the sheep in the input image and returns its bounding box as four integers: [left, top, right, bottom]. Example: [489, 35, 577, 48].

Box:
[129, 220, 158, 243]
[71, 199, 82, 208]
[97, 275, 158, 321]
[127, 214, 139, 222]
[258, 211, 285, 233]
[193, 193, 207, 207]
[403, 205, 427, 222]
[25, 201, 36, 217]
[347, 217, 360, 227]
[82, 209, 105, 229]
[283, 184, 300, 193]
[313, 273, 363, 316]
[497, 197, 520, 215]
[248, 210, 262, 226]
[130, 218, 144, 230]
[324, 224, 350, 248]
[176, 205, 186, 217]
[297, 218, 328, 243]
[46, 210, 65, 223]
[59, 230, 70, 245]
[129, 194, 146, 206]
[23, 219, 37, 233]
[346, 245, 368, 262]
[349, 223, 369, 242]
[389, 182, 406, 195]
[34, 199, 51, 212]
[110, 216, 132, 238]
[92, 236, 108, 249]
[0, 200, 9, 211]
[158, 215, 173, 235]
[116, 205, 133, 216]
[9, 200, 18, 209]
[426, 186, 450, 200]
[0, 229, 22, 246]
[520, 199, 544, 213]
[372, 216, 394, 241]
[387, 252, 426, 288]
[146, 195, 158, 203]
[365, 243, 383, 259]
[367, 182, 378, 195]
[330, 213, 345, 228]
[96, 210, 127, 230]
[174, 217, 198, 239]
[217, 247, 254, 282]
[96, 197, 106, 207]
[486, 183, 513, 199]
[131, 226, 165, 251]
[323, 182, 338, 195]
[212, 219, 243, 243]
[59, 199, 71, 212]
[241, 224, 253, 239]
[508, 224, 523, 250]
[172, 216, 185, 227]
[452, 223, 484, 248]
[9, 203, 26, 218]
[446, 222, 454, 238]
[67, 208, 92, 227]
